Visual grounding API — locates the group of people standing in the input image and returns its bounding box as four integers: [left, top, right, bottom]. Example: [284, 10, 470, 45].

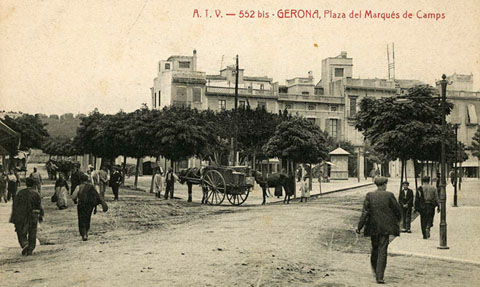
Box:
[153, 167, 177, 200]
[356, 175, 446, 284]
[0, 167, 21, 203]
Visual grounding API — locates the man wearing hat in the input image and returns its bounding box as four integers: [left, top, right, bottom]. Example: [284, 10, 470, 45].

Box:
[415, 176, 440, 239]
[399, 181, 414, 233]
[356, 177, 402, 284]
[9, 177, 44, 255]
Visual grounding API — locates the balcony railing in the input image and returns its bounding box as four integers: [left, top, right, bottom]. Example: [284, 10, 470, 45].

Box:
[278, 93, 344, 104]
[206, 86, 275, 97]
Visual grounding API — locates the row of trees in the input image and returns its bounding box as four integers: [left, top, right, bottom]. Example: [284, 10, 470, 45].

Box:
[355, 85, 470, 190]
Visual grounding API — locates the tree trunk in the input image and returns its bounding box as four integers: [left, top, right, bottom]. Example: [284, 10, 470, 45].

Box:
[293, 161, 297, 199]
[93, 156, 97, 169]
[414, 159, 418, 192]
[399, 158, 405, 195]
[309, 163, 313, 192]
[122, 156, 127, 185]
[405, 159, 408, 183]
[134, 157, 140, 189]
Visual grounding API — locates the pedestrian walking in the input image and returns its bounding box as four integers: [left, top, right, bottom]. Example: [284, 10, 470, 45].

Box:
[300, 175, 309, 203]
[398, 181, 414, 233]
[109, 166, 122, 201]
[449, 169, 456, 187]
[0, 167, 8, 203]
[29, 167, 43, 195]
[70, 164, 83, 195]
[9, 177, 44, 255]
[54, 173, 70, 209]
[356, 177, 402, 284]
[98, 166, 109, 200]
[164, 167, 178, 199]
[153, 168, 165, 198]
[414, 176, 440, 239]
[7, 169, 20, 202]
[72, 174, 108, 241]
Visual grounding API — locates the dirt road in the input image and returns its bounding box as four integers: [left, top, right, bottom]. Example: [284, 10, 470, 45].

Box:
[1, 185, 479, 286]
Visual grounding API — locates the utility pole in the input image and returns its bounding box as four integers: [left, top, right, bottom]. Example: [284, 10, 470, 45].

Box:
[233, 55, 239, 166]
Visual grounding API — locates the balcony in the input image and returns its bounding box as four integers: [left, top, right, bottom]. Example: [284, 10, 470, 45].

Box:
[345, 78, 396, 91]
[278, 93, 344, 104]
[172, 71, 206, 84]
[206, 86, 275, 98]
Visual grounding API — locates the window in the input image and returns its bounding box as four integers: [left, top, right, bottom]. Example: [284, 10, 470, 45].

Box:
[349, 97, 357, 117]
[307, 118, 316, 125]
[335, 68, 344, 77]
[193, 88, 202, 103]
[179, 61, 190, 69]
[285, 103, 293, 110]
[219, 100, 226, 111]
[260, 84, 264, 90]
[158, 91, 161, 106]
[164, 63, 171, 70]
[258, 101, 267, 109]
[326, 118, 339, 139]
[308, 104, 315, 110]
[302, 92, 310, 95]
[330, 105, 338, 112]
[467, 104, 478, 125]
[154, 92, 157, 108]
[176, 87, 187, 102]
[239, 101, 246, 108]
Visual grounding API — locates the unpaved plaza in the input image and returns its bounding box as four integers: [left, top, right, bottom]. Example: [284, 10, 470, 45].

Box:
[1, 184, 479, 286]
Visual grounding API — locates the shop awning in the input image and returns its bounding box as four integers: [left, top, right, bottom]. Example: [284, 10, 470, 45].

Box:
[0, 120, 20, 154]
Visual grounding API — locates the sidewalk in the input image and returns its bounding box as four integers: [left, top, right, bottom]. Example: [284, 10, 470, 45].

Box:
[389, 179, 480, 265]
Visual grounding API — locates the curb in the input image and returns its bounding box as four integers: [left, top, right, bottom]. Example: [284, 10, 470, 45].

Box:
[389, 250, 480, 266]
[268, 182, 375, 204]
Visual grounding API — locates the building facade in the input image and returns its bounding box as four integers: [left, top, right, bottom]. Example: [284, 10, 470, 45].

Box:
[151, 51, 480, 177]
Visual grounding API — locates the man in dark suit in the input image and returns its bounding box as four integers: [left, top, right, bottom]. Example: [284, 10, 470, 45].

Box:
[356, 177, 402, 284]
[399, 181, 414, 233]
[10, 178, 44, 255]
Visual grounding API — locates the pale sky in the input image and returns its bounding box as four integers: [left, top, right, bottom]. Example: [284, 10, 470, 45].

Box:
[1, 0, 479, 115]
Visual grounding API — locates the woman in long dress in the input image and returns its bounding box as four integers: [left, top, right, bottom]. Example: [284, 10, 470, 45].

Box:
[55, 173, 70, 209]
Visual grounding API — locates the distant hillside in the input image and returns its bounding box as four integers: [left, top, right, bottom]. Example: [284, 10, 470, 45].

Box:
[38, 113, 84, 138]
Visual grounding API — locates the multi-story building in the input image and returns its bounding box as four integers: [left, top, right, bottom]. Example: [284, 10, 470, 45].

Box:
[151, 51, 479, 178]
[278, 72, 345, 139]
[447, 74, 480, 178]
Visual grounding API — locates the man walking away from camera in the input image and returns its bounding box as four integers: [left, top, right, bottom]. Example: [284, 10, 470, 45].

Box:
[356, 177, 402, 284]
[9, 177, 44, 255]
[415, 176, 440, 239]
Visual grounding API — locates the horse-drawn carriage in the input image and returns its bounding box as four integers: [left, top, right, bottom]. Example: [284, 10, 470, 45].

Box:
[178, 166, 255, 206]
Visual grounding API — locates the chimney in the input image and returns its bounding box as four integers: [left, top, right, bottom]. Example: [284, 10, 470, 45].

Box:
[193, 49, 197, 71]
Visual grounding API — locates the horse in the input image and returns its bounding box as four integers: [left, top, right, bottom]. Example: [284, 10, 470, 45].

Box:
[252, 171, 294, 204]
[177, 167, 208, 204]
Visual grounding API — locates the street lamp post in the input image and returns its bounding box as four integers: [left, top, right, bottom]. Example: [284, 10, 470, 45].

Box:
[437, 74, 450, 250]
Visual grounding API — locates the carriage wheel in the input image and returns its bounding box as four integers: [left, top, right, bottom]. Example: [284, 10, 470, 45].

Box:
[202, 170, 226, 205]
[226, 187, 251, 206]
